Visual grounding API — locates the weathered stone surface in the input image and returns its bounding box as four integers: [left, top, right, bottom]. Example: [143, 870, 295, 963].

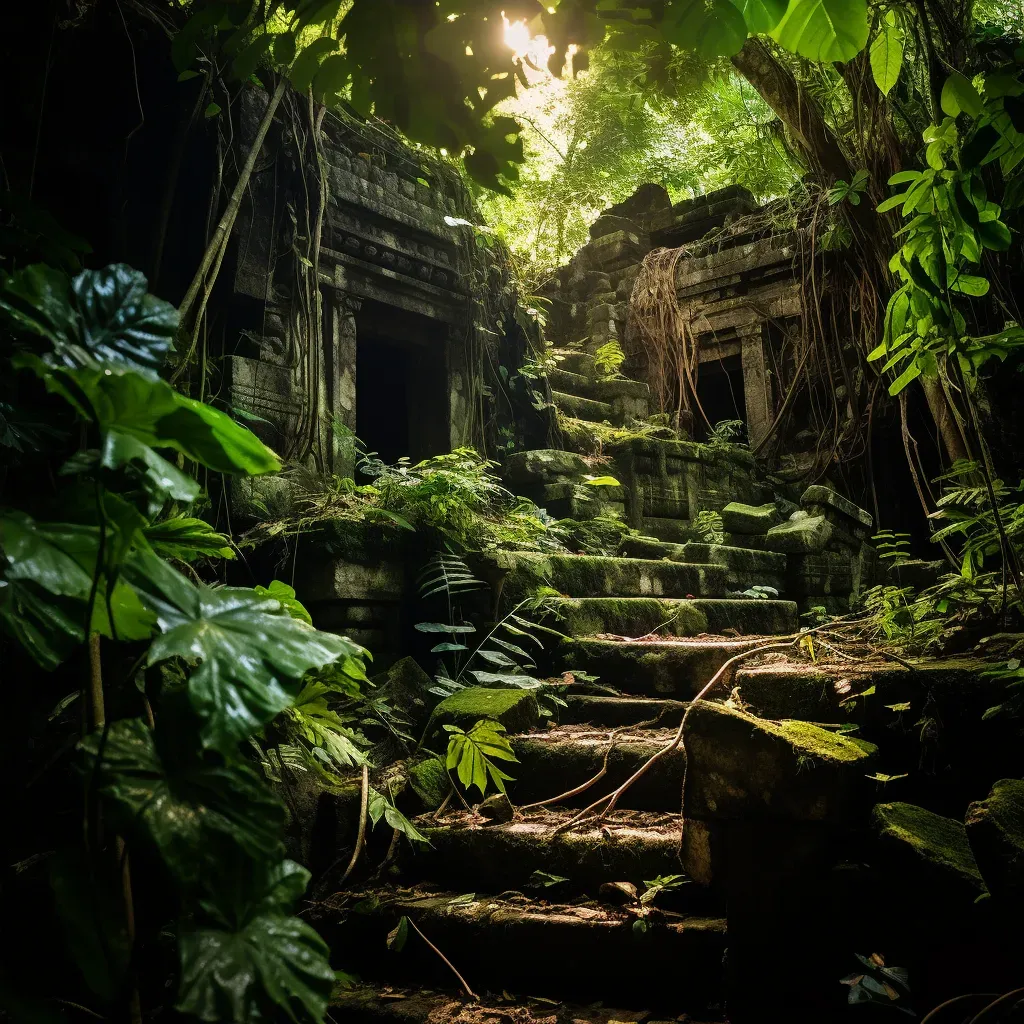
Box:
[589, 214, 640, 240]
[888, 558, 945, 591]
[721, 502, 778, 534]
[502, 448, 590, 484]
[966, 778, 1024, 904]
[407, 755, 449, 810]
[765, 514, 833, 553]
[300, 558, 405, 602]
[495, 551, 728, 600]
[801, 485, 873, 530]
[430, 687, 540, 735]
[874, 801, 986, 895]
[683, 702, 876, 823]
[787, 549, 854, 596]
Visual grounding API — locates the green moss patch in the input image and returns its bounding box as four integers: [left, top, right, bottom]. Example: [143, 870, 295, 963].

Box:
[874, 801, 985, 890]
[430, 686, 539, 735]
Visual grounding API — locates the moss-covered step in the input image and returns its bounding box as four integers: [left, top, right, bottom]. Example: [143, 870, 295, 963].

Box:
[326, 885, 726, 1009]
[403, 807, 693, 897]
[558, 636, 769, 696]
[552, 596, 799, 638]
[550, 390, 615, 423]
[618, 537, 786, 589]
[502, 448, 591, 485]
[561, 694, 689, 727]
[495, 551, 728, 601]
[640, 516, 695, 543]
[509, 725, 686, 808]
[550, 348, 597, 377]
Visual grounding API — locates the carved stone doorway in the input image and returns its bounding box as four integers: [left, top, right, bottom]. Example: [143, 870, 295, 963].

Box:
[354, 300, 450, 469]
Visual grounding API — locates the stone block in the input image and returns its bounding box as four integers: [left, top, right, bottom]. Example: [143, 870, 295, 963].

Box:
[503, 448, 589, 485]
[683, 702, 876, 824]
[800, 484, 873, 532]
[787, 550, 854, 597]
[765, 514, 833, 554]
[589, 214, 641, 240]
[874, 801, 986, 898]
[721, 502, 779, 534]
[429, 686, 540, 736]
[966, 778, 1024, 904]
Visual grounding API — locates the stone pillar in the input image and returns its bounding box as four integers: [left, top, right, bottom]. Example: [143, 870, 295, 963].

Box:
[740, 325, 772, 447]
[328, 295, 360, 478]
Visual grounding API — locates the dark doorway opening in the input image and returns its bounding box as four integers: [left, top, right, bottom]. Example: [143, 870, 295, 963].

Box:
[357, 339, 412, 465]
[695, 353, 747, 442]
[355, 302, 450, 471]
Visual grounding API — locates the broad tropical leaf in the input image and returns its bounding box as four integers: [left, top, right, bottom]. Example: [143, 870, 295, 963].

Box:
[130, 549, 367, 751]
[869, 16, 903, 96]
[253, 580, 312, 624]
[145, 516, 235, 562]
[0, 263, 176, 378]
[80, 717, 287, 881]
[770, 0, 869, 63]
[177, 859, 335, 1023]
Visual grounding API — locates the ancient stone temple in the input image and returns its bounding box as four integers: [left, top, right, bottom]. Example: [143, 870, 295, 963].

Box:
[226, 93, 494, 489]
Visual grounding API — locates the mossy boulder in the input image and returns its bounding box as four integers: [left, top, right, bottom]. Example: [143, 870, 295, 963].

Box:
[873, 801, 986, 897]
[369, 656, 435, 730]
[429, 686, 540, 736]
[408, 755, 450, 810]
[765, 514, 833, 554]
[966, 779, 1024, 904]
[683, 702, 877, 823]
[721, 502, 778, 535]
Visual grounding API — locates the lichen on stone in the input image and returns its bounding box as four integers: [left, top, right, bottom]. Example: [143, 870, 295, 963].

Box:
[874, 801, 985, 888]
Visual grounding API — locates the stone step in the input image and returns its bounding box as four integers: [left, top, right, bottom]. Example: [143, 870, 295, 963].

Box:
[547, 365, 599, 397]
[403, 807, 702, 900]
[497, 551, 728, 600]
[641, 516, 695, 543]
[619, 537, 786, 590]
[553, 597, 799, 639]
[558, 637, 772, 697]
[325, 885, 726, 1008]
[562, 693, 689, 726]
[330, 984, 722, 1024]
[550, 348, 597, 377]
[551, 390, 615, 423]
[510, 725, 685, 808]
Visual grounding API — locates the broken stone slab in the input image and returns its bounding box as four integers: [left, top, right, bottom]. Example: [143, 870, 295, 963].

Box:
[502, 448, 591, 485]
[765, 513, 833, 553]
[589, 214, 641, 240]
[683, 702, 877, 824]
[873, 801, 986, 898]
[800, 484, 873, 531]
[721, 501, 779, 534]
[429, 686, 540, 736]
[561, 694, 689, 727]
[966, 778, 1024, 905]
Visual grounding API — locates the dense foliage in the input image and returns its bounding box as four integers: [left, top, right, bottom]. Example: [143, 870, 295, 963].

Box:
[0, 264, 369, 1020]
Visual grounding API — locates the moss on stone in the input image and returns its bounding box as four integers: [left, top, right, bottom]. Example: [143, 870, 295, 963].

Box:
[430, 686, 539, 735]
[874, 801, 985, 889]
[772, 719, 877, 763]
[408, 755, 450, 810]
[555, 597, 709, 638]
[965, 778, 1024, 901]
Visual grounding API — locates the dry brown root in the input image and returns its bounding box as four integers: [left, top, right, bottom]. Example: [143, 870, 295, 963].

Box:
[338, 764, 369, 885]
[551, 638, 802, 835]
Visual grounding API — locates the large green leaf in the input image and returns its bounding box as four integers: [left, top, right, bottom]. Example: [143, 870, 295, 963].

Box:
[27, 362, 281, 479]
[869, 16, 903, 96]
[144, 516, 235, 562]
[0, 264, 176, 378]
[130, 549, 366, 751]
[176, 858, 335, 1023]
[734, 0, 788, 33]
[0, 577, 85, 669]
[80, 717, 286, 881]
[770, 0, 869, 62]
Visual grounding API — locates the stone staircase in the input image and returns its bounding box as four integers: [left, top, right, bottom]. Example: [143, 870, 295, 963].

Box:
[311, 351, 889, 1021]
